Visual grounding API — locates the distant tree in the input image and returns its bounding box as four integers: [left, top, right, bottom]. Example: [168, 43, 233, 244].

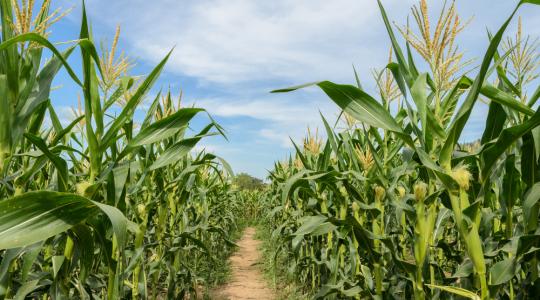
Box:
[234, 173, 265, 191]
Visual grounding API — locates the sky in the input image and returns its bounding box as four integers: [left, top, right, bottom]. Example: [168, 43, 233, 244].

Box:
[46, 0, 540, 179]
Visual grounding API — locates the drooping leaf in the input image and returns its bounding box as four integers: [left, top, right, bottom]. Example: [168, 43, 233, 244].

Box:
[273, 81, 414, 147]
[128, 108, 204, 148]
[0, 191, 127, 250]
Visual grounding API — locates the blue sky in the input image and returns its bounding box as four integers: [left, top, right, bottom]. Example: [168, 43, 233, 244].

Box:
[47, 0, 540, 179]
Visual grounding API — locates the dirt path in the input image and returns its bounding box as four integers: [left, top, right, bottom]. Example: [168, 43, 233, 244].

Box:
[211, 227, 274, 300]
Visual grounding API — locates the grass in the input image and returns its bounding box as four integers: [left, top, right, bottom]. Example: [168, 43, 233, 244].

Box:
[255, 223, 310, 300]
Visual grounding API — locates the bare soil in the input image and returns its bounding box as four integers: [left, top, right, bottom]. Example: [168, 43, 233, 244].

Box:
[211, 227, 274, 300]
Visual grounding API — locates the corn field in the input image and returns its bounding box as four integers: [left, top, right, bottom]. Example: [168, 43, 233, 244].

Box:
[3, 0, 540, 299]
[0, 1, 247, 298]
[262, 0, 540, 299]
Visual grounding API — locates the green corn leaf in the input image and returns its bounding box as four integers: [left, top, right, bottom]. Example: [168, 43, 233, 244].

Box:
[141, 91, 162, 129]
[386, 62, 408, 99]
[451, 259, 474, 278]
[128, 108, 204, 148]
[93, 201, 128, 248]
[515, 235, 540, 257]
[489, 258, 517, 285]
[0, 0, 18, 93]
[481, 102, 507, 144]
[315, 283, 361, 299]
[522, 133, 539, 187]
[523, 183, 540, 232]
[101, 50, 173, 151]
[112, 162, 130, 205]
[13, 279, 40, 300]
[416, 148, 457, 189]
[70, 225, 94, 282]
[406, 42, 420, 80]
[0, 75, 10, 157]
[274, 81, 414, 147]
[149, 124, 216, 171]
[439, 77, 468, 127]
[376, 0, 411, 86]
[26, 101, 48, 137]
[527, 84, 540, 107]
[293, 215, 331, 236]
[317, 81, 407, 139]
[51, 255, 64, 278]
[20, 242, 43, 282]
[426, 107, 446, 139]
[51, 115, 85, 146]
[291, 139, 310, 169]
[365, 129, 385, 176]
[47, 103, 63, 135]
[481, 108, 540, 179]
[321, 113, 341, 161]
[78, 2, 102, 181]
[411, 73, 428, 142]
[0, 248, 24, 296]
[281, 169, 309, 203]
[24, 133, 68, 192]
[13, 48, 75, 147]
[0, 191, 127, 250]
[480, 83, 534, 116]
[215, 155, 234, 177]
[0, 33, 81, 85]
[522, 0, 540, 4]
[426, 284, 480, 300]
[352, 65, 363, 89]
[271, 81, 321, 93]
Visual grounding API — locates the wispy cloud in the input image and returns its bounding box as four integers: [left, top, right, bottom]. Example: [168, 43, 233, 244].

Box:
[80, 0, 418, 85]
[259, 128, 295, 148]
[186, 95, 335, 123]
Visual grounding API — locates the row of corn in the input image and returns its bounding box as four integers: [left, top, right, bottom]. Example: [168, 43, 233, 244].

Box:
[0, 1, 246, 299]
[261, 0, 540, 299]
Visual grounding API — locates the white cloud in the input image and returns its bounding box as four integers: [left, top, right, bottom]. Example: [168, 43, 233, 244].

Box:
[182, 92, 340, 150]
[80, 0, 417, 85]
[186, 95, 335, 124]
[259, 128, 294, 148]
